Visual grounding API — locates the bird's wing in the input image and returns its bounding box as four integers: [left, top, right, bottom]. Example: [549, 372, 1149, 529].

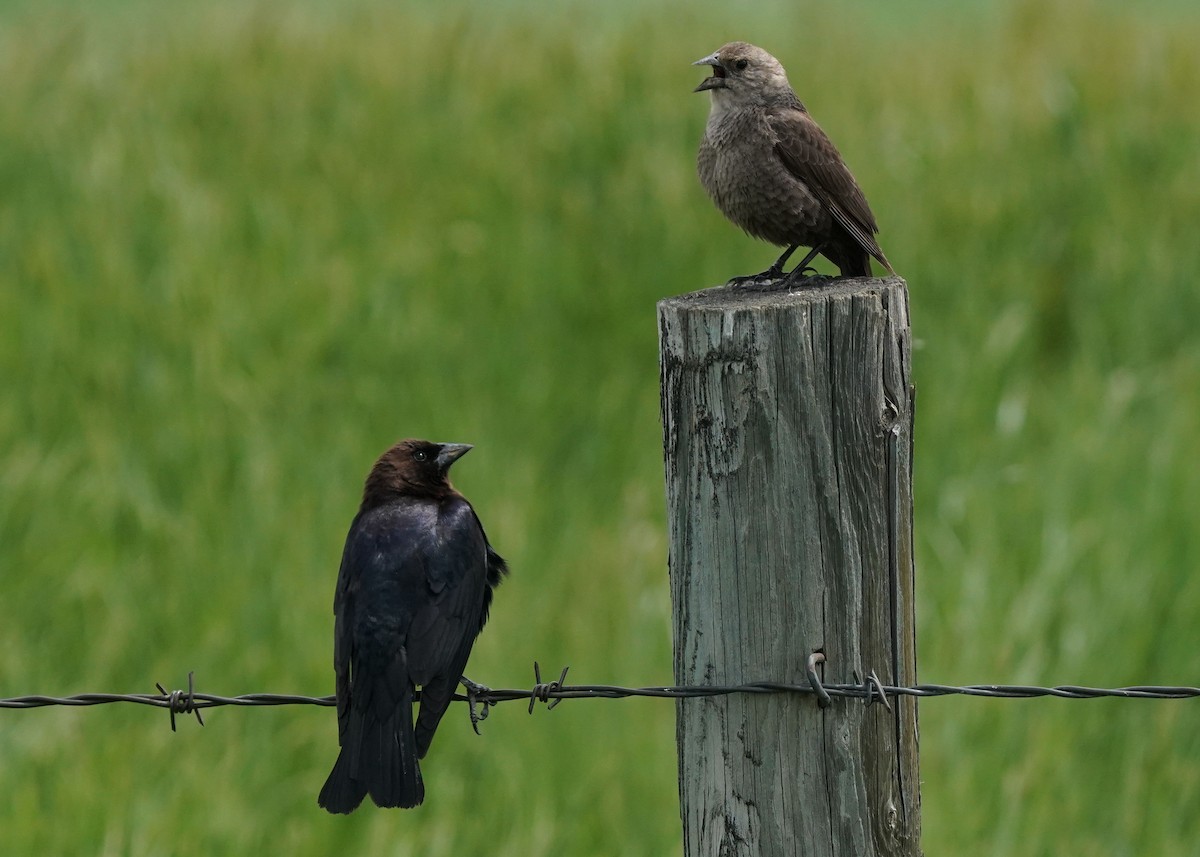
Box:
[768, 106, 893, 272]
[332, 504, 434, 739]
[404, 496, 491, 684]
[331, 514, 365, 740]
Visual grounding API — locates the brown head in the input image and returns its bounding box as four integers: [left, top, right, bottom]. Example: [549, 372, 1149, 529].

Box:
[360, 438, 473, 509]
[693, 42, 797, 110]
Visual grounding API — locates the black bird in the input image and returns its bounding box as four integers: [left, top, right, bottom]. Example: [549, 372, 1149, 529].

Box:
[318, 439, 507, 813]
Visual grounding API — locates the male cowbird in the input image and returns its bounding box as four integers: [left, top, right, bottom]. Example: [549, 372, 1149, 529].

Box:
[694, 41, 894, 281]
[318, 439, 507, 813]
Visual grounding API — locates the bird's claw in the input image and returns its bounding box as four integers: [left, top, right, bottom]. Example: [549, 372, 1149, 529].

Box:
[460, 675, 492, 734]
[784, 266, 829, 287]
[726, 268, 785, 288]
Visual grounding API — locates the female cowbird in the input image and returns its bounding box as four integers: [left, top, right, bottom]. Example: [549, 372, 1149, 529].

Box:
[694, 41, 894, 281]
[318, 439, 507, 813]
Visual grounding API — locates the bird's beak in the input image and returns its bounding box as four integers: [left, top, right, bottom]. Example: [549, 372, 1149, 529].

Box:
[436, 443, 473, 471]
[693, 52, 726, 92]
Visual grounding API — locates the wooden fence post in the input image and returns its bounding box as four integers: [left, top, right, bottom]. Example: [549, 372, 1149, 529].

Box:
[658, 276, 921, 856]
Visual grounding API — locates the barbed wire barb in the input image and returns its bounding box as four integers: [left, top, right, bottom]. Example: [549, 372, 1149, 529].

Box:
[528, 662, 570, 714]
[155, 671, 204, 732]
[854, 669, 893, 711]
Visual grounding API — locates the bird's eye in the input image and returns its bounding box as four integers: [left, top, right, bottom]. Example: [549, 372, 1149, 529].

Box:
[412, 450, 429, 462]
[734, 58, 749, 71]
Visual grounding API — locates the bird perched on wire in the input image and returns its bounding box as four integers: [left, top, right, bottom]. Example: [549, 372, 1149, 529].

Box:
[318, 439, 507, 813]
[694, 41, 894, 282]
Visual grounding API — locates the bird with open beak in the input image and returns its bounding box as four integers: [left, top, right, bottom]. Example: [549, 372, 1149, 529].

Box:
[694, 41, 894, 282]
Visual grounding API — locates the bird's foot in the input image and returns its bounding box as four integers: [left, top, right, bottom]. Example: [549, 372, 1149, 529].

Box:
[726, 266, 786, 288]
[459, 675, 492, 734]
[783, 265, 830, 287]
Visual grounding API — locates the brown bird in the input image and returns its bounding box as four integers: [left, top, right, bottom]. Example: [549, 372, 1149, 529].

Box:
[694, 41, 894, 281]
[318, 439, 507, 813]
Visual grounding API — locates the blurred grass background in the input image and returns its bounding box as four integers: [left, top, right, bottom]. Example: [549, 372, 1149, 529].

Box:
[2, 0, 1199, 853]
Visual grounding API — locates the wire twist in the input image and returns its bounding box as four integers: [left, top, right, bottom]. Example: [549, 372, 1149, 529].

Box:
[154, 671, 204, 731]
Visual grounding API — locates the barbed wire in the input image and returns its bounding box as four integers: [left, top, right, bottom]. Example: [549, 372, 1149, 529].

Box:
[2, 656, 1197, 733]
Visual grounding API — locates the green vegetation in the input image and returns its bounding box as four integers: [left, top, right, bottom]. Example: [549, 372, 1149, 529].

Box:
[2, 0, 1199, 853]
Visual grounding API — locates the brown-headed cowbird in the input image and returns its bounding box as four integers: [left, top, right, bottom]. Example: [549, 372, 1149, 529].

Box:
[317, 439, 507, 813]
[694, 42, 894, 281]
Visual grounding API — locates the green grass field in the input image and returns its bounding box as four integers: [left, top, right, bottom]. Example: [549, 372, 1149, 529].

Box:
[2, 0, 1199, 853]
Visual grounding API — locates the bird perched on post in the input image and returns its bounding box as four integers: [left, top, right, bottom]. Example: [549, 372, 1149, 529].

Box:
[318, 439, 507, 813]
[694, 41, 894, 282]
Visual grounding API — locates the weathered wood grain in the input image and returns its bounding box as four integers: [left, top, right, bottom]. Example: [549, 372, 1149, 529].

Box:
[658, 276, 921, 857]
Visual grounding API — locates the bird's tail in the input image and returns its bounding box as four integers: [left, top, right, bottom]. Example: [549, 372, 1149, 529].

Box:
[318, 691, 423, 813]
[829, 234, 893, 278]
[827, 243, 876, 278]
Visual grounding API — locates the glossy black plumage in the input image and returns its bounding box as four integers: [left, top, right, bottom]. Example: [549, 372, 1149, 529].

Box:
[318, 439, 507, 813]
